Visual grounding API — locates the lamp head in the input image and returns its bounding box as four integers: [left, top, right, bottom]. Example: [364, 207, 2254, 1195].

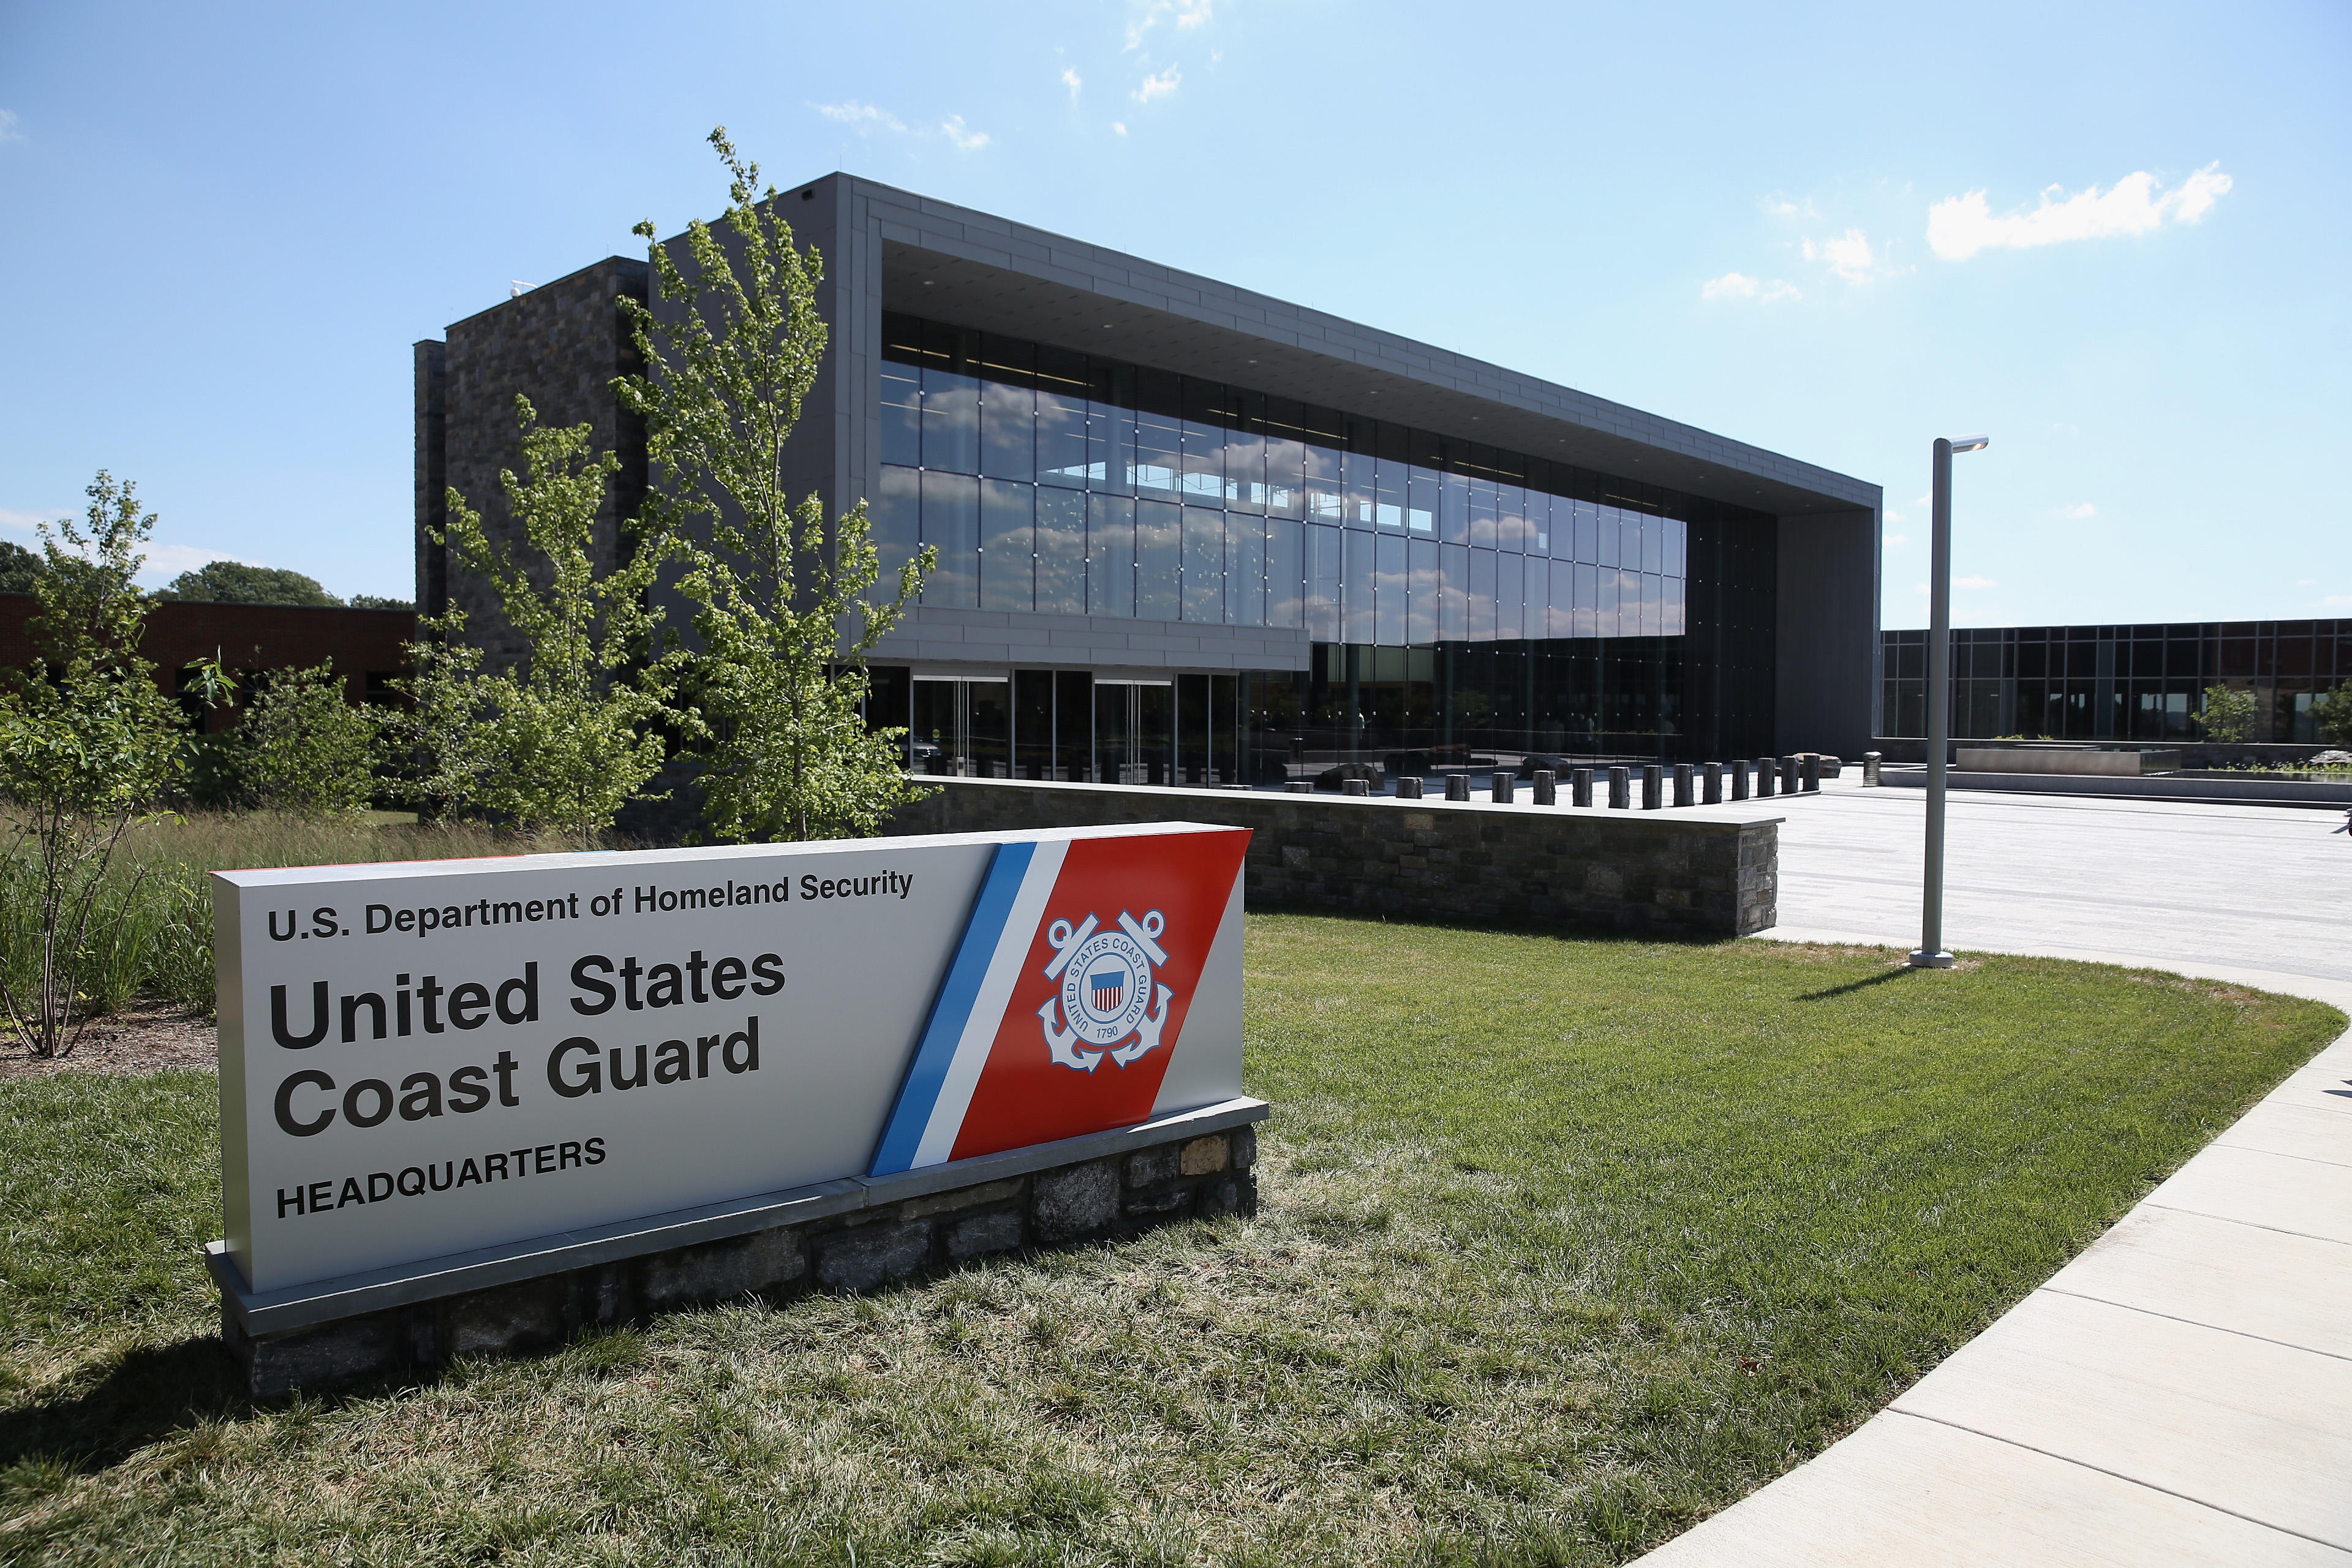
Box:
[1947, 434, 1989, 453]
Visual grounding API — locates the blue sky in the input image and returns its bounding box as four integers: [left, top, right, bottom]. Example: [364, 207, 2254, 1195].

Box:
[1, 1, 2344, 627]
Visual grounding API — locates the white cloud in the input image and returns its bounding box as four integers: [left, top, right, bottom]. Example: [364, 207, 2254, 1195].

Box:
[812, 100, 907, 134]
[1929, 162, 2232, 260]
[0, 109, 23, 144]
[1700, 271, 1800, 303]
[1761, 194, 1817, 219]
[135, 545, 269, 587]
[1126, 0, 1211, 48]
[2296, 578, 2318, 586]
[0, 516, 263, 584]
[1953, 575, 1996, 590]
[812, 100, 988, 151]
[1885, 533, 1910, 546]
[1112, 121, 1128, 137]
[1133, 67, 1181, 103]
[1061, 67, 1083, 103]
[2058, 502, 2097, 520]
[0, 505, 67, 533]
[1803, 228, 1880, 282]
[1886, 510, 1907, 524]
[2323, 594, 2352, 608]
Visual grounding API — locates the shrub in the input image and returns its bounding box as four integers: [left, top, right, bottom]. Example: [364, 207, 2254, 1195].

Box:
[2315, 683, 2352, 747]
[0, 473, 188, 1057]
[2192, 684, 2260, 744]
[227, 660, 383, 815]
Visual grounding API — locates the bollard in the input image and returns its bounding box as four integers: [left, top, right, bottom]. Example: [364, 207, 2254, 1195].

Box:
[1343, 777, 1370, 796]
[1531, 769, 1556, 805]
[1801, 753, 1822, 793]
[1571, 767, 1594, 807]
[1781, 755, 1800, 793]
[1607, 766, 1630, 809]
[1703, 761, 1723, 805]
[1672, 763, 1694, 807]
[1863, 750, 1882, 786]
[1491, 770, 1515, 804]
[1445, 773, 1471, 802]
[1641, 764, 1664, 809]
[1396, 775, 1425, 800]
[1285, 779, 1313, 793]
[1730, 759, 1750, 801]
[1755, 758, 1776, 797]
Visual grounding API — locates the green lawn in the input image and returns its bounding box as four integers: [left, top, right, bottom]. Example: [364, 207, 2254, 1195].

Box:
[1, 918, 2341, 1566]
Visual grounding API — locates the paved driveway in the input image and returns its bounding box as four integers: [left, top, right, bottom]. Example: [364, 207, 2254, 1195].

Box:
[1768, 781, 2351, 984]
[1639, 783, 2352, 1566]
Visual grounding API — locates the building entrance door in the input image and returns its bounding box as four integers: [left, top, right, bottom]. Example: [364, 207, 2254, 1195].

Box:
[1094, 679, 1172, 785]
[910, 676, 1011, 776]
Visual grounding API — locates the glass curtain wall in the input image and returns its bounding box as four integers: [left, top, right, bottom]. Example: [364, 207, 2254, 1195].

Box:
[875, 313, 1778, 765]
[1880, 620, 2352, 743]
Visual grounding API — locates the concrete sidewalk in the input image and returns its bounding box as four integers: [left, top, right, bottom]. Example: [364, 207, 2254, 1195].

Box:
[1639, 785, 2352, 1564]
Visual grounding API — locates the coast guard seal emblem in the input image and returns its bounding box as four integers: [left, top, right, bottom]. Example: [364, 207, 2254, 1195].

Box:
[1037, 908, 1174, 1072]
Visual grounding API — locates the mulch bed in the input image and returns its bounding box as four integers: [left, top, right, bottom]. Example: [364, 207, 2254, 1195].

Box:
[0, 1003, 216, 1079]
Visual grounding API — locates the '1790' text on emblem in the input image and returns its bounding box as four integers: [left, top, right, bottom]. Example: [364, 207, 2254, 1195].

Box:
[1038, 909, 1172, 1072]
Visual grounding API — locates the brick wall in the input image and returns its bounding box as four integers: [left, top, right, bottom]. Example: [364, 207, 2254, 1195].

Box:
[886, 778, 1779, 936]
[0, 595, 415, 719]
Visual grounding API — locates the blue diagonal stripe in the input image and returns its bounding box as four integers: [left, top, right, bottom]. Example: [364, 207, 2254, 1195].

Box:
[868, 842, 1035, 1176]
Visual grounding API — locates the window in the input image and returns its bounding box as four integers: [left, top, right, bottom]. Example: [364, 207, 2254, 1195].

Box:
[1182, 507, 1225, 623]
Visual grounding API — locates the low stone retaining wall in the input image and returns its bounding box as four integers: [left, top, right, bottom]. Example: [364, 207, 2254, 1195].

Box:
[886, 779, 1779, 937]
[215, 1099, 1265, 1398]
[1954, 747, 2181, 776]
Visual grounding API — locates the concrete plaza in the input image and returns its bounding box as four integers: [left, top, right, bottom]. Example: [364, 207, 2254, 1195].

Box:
[1642, 783, 2352, 1564]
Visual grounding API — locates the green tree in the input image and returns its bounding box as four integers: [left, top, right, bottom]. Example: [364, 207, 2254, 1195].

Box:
[154, 559, 342, 606]
[617, 129, 931, 843]
[2313, 683, 2352, 747]
[227, 660, 382, 814]
[2192, 684, 2260, 744]
[0, 540, 45, 594]
[350, 593, 416, 611]
[0, 474, 189, 1057]
[383, 609, 496, 822]
[440, 397, 677, 848]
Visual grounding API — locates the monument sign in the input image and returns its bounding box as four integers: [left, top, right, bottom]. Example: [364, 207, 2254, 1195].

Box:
[214, 823, 1250, 1297]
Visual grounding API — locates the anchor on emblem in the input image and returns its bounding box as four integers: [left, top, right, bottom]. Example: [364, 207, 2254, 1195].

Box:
[1036, 908, 1174, 1072]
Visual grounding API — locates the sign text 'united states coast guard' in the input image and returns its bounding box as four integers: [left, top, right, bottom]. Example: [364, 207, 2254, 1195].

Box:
[215, 824, 1250, 1295]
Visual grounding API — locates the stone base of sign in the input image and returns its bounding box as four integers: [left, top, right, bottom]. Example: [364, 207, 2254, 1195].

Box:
[888, 778, 1779, 936]
[210, 1097, 1267, 1398]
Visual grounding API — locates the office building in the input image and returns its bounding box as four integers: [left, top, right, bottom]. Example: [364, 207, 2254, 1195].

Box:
[417, 175, 1882, 783]
[1882, 620, 2352, 744]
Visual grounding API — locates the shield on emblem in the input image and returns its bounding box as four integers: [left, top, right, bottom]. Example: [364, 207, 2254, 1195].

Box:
[1088, 965, 1126, 1014]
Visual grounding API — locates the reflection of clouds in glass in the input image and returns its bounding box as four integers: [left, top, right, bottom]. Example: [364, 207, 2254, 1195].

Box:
[884, 322, 1697, 644]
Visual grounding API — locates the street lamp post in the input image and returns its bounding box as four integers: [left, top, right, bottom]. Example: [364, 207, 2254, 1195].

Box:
[1910, 433, 1988, 970]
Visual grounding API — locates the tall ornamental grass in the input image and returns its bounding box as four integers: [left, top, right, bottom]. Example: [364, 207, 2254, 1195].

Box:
[0, 812, 518, 1022]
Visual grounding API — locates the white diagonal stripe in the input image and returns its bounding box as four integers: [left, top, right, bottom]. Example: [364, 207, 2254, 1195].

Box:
[913, 839, 1068, 1168]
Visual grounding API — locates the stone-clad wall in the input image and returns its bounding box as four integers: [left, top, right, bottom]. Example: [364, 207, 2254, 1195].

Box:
[429, 256, 651, 669]
[226, 1122, 1257, 1398]
[887, 780, 1779, 936]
